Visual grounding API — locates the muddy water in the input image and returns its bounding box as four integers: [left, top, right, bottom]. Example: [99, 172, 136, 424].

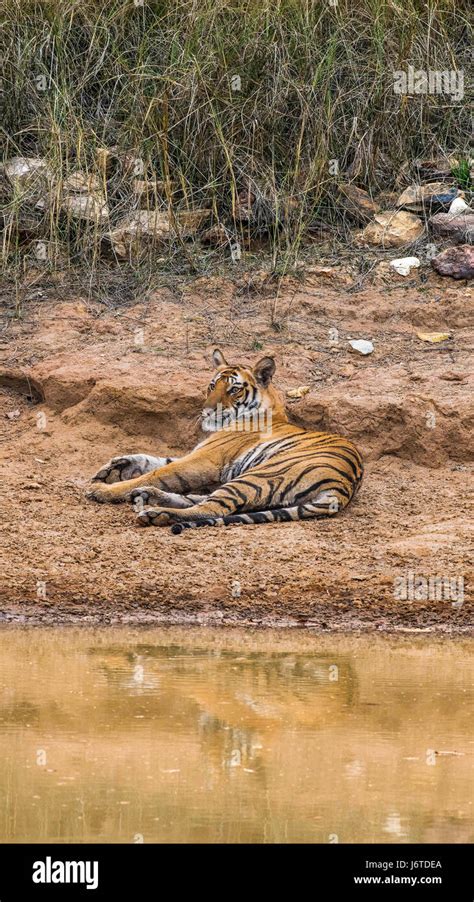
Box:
[0, 627, 472, 844]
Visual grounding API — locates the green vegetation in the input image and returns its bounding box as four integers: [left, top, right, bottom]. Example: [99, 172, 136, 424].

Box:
[451, 159, 472, 190]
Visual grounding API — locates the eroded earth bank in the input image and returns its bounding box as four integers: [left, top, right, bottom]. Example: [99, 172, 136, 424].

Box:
[1, 263, 472, 631]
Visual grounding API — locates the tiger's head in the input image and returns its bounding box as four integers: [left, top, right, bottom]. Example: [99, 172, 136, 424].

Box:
[201, 348, 286, 433]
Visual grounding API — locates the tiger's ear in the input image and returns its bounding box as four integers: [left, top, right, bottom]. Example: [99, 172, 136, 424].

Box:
[212, 348, 227, 368]
[254, 356, 276, 387]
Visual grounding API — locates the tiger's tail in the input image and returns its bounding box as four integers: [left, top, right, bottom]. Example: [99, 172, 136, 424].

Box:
[170, 497, 347, 534]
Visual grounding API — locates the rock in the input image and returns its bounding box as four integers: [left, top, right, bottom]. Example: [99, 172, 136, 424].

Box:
[60, 170, 109, 223]
[95, 146, 120, 178]
[2, 158, 53, 236]
[286, 385, 310, 399]
[3, 157, 53, 199]
[389, 256, 420, 276]
[356, 211, 424, 248]
[397, 182, 457, 213]
[120, 153, 145, 177]
[448, 197, 471, 215]
[96, 145, 114, 168]
[431, 245, 474, 280]
[348, 339, 374, 355]
[429, 212, 474, 243]
[338, 184, 380, 221]
[63, 172, 101, 194]
[61, 192, 109, 224]
[109, 210, 171, 257]
[109, 209, 210, 257]
[414, 156, 458, 181]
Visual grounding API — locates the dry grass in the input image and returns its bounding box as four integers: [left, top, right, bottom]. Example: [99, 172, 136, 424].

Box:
[1, 0, 471, 294]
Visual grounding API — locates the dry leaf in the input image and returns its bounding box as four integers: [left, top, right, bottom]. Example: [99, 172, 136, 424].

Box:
[286, 385, 310, 399]
[416, 331, 451, 343]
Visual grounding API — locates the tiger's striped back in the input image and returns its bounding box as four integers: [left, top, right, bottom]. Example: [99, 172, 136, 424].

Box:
[170, 421, 363, 534]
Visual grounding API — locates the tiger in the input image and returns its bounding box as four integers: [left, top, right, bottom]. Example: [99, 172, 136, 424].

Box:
[86, 349, 363, 534]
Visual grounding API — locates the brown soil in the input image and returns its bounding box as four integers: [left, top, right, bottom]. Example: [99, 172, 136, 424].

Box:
[1, 262, 473, 631]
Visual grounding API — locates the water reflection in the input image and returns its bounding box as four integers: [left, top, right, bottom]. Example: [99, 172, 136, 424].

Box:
[0, 626, 472, 843]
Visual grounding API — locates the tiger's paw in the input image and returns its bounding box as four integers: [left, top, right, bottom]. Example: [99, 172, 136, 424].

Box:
[86, 484, 127, 504]
[91, 454, 158, 484]
[128, 487, 170, 510]
[137, 508, 172, 527]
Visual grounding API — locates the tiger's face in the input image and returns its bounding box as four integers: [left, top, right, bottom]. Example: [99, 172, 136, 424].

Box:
[201, 349, 276, 432]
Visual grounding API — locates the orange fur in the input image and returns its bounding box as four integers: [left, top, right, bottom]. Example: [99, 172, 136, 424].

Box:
[87, 350, 363, 532]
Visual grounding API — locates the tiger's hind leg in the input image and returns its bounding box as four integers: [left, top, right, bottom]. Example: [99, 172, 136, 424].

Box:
[170, 490, 349, 532]
[136, 475, 278, 527]
[138, 479, 270, 526]
[137, 486, 350, 530]
[129, 487, 209, 510]
[91, 453, 177, 485]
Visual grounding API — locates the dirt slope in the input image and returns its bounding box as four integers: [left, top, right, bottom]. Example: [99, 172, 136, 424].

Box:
[1, 264, 472, 631]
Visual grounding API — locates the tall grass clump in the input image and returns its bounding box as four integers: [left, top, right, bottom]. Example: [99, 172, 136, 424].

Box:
[1, 0, 472, 290]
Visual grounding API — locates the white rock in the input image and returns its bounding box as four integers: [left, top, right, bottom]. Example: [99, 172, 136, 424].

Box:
[2, 157, 53, 203]
[61, 192, 109, 223]
[448, 197, 471, 215]
[3, 157, 51, 186]
[389, 256, 421, 276]
[348, 339, 374, 355]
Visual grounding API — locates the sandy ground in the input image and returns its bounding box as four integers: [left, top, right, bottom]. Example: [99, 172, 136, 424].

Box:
[0, 260, 472, 631]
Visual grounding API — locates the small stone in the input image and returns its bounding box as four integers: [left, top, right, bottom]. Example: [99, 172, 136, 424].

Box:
[348, 339, 374, 355]
[286, 385, 310, 399]
[3, 157, 52, 195]
[389, 256, 420, 276]
[132, 178, 168, 202]
[448, 197, 471, 215]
